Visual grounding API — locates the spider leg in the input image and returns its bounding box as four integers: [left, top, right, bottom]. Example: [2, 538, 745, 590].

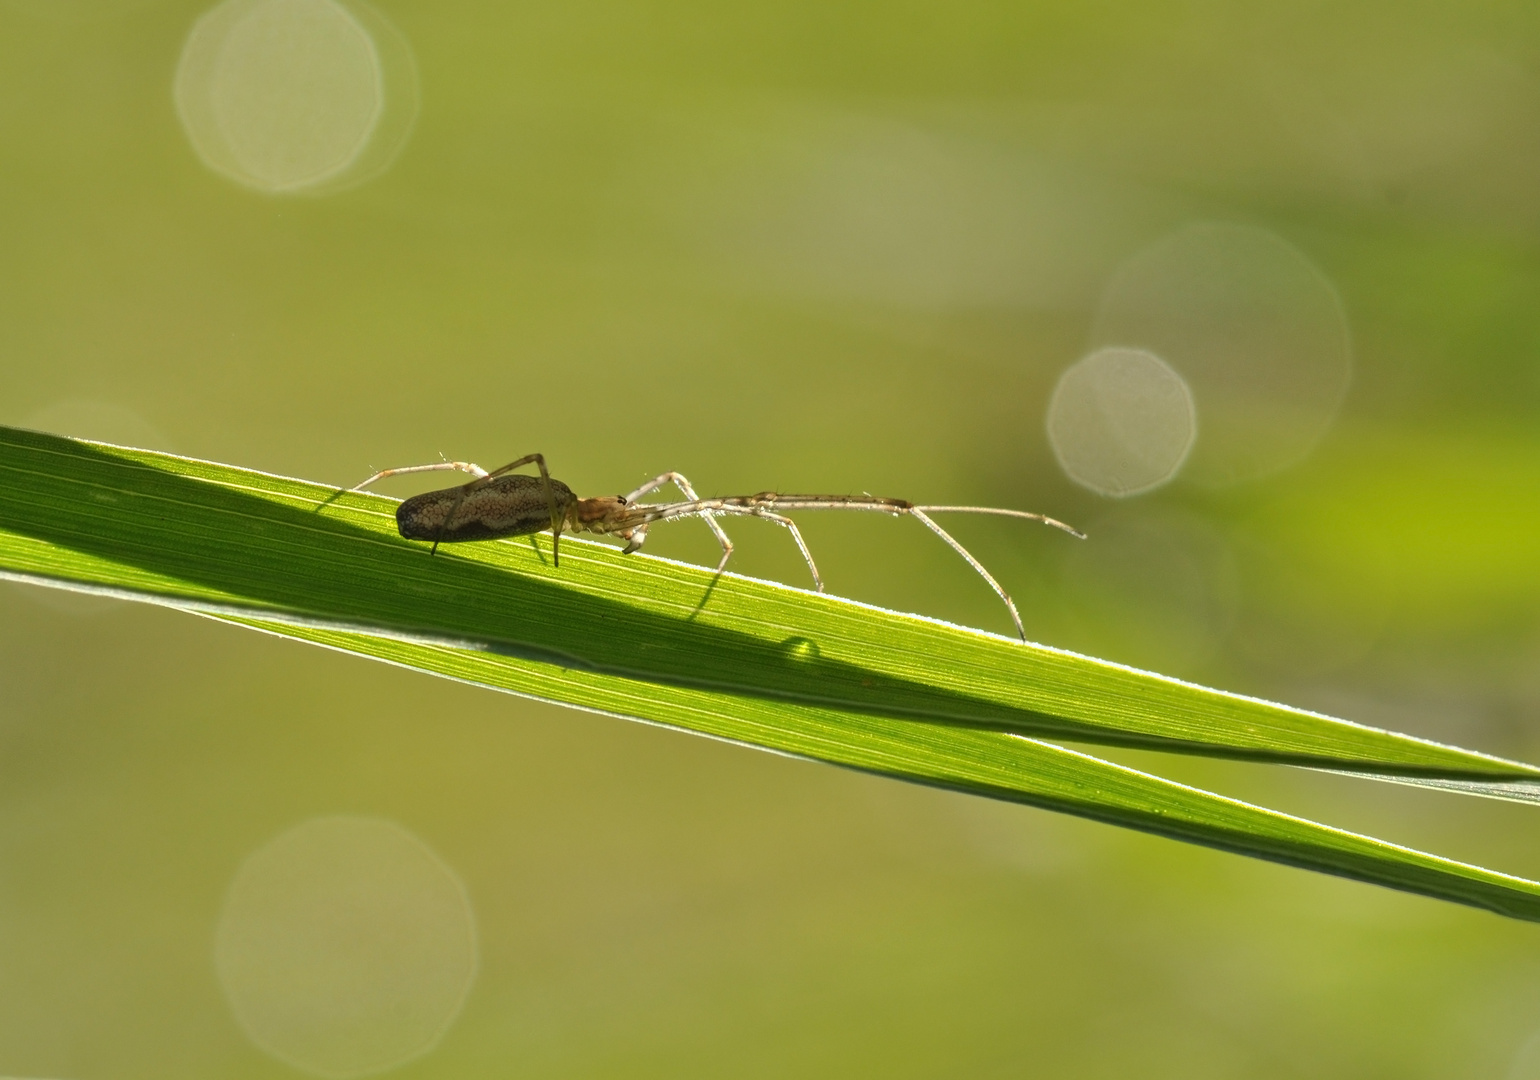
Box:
[317, 460, 490, 513]
[750, 509, 822, 592]
[472, 453, 563, 566]
[625, 471, 734, 574]
[908, 509, 1025, 640]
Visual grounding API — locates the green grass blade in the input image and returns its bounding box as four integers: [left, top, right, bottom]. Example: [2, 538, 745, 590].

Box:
[184, 612, 1540, 922]
[6, 426, 1540, 917]
[1, 425, 1534, 780]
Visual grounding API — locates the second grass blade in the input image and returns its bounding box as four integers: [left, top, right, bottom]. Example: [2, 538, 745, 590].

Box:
[213, 611, 1540, 923]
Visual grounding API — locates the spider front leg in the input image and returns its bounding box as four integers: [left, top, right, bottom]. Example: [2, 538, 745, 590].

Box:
[625, 471, 734, 573]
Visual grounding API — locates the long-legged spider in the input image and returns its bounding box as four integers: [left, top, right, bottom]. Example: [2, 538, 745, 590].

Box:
[331, 453, 1083, 640]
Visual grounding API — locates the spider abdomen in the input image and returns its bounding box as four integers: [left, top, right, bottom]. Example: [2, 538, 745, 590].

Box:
[397, 474, 576, 542]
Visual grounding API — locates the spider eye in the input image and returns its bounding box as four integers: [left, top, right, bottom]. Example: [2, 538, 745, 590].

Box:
[616, 494, 627, 504]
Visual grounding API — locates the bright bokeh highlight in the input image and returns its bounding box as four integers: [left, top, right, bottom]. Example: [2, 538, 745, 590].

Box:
[175, 0, 417, 194]
[214, 816, 477, 1078]
[1047, 346, 1196, 497]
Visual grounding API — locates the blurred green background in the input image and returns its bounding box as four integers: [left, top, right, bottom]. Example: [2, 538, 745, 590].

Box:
[3, 0, 1540, 1076]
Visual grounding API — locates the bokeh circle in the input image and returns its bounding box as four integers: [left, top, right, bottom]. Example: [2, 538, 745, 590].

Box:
[175, 0, 419, 194]
[214, 816, 478, 1078]
[1046, 346, 1197, 497]
[1091, 222, 1352, 486]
